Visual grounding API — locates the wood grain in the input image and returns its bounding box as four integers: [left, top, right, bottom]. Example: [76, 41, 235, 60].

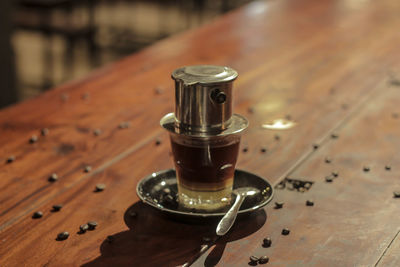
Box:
[1, 0, 400, 265]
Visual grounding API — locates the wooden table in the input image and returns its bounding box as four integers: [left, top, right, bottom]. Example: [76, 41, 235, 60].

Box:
[1, 0, 400, 265]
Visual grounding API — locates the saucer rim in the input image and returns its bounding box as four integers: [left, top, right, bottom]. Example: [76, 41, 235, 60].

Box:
[136, 168, 274, 217]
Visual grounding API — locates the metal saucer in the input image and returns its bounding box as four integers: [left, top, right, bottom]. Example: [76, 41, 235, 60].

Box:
[136, 169, 274, 218]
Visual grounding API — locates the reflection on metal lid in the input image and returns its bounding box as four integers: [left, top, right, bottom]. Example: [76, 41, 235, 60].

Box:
[261, 119, 297, 130]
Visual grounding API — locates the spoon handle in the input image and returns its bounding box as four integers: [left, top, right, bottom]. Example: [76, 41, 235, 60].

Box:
[216, 194, 245, 236]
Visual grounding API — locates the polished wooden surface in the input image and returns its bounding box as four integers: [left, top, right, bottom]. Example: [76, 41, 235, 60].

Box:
[1, 0, 400, 266]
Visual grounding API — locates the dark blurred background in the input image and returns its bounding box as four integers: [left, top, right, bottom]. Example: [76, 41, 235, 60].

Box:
[0, 0, 253, 108]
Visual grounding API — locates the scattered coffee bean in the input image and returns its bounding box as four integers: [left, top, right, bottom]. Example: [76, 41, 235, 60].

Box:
[393, 191, 400, 198]
[81, 92, 90, 100]
[129, 210, 137, 218]
[385, 165, 391, 171]
[41, 128, 49, 136]
[61, 93, 69, 102]
[29, 135, 38, 144]
[6, 155, 15, 163]
[154, 87, 163, 95]
[261, 147, 267, 153]
[331, 132, 339, 139]
[390, 79, 400, 86]
[363, 166, 370, 172]
[250, 256, 259, 263]
[325, 157, 331, 163]
[155, 139, 161, 146]
[84, 166, 92, 173]
[87, 221, 98, 230]
[325, 176, 333, 182]
[52, 204, 63, 212]
[118, 122, 130, 129]
[306, 200, 314, 206]
[258, 256, 269, 264]
[332, 171, 339, 177]
[95, 183, 106, 192]
[262, 237, 272, 247]
[274, 134, 280, 141]
[48, 173, 58, 182]
[313, 144, 319, 150]
[32, 211, 43, 219]
[57, 231, 69, 241]
[106, 235, 114, 243]
[281, 228, 290, 235]
[285, 114, 292, 120]
[274, 202, 284, 209]
[80, 224, 89, 233]
[93, 129, 102, 136]
[243, 147, 248, 153]
[247, 107, 254, 114]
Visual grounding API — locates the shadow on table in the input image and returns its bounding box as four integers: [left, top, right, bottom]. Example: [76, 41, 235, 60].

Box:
[82, 201, 267, 267]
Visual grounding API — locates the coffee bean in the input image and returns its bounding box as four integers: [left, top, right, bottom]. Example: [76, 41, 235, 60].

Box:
[258, 256, 269, 264]
[306, 200, 314, 206]
[313, 144, 319, 150]
[331, 133, 339, 139]
[48, 173, 58, 182]
[281, 228, 290, 235]
[57, 232, 69, 241]
[393, 191, 400, 198]
[93, 129, 102, 136]
[247, 107, 254, 114]
[385, 165, 391, 171]
[155, 139, 161, 146]
[106, 235, 114, 243]
[87, 221, 98, 230]
[274, 134, 280, 141]
[261, 148, 267, 153]
[274, 202, 284, 209]
[249, 256, 259, 263]
[325, 176, 333, 182]
[243, 147, 248, 153]
[154, 87, 164, 95]
[61, 93, 69, 102]
[80, 224, 89, 233]
[81, 92, 90, 100]
[52, 204, 63, 212]
[32, 211, 43, 219]
[285, 114, 292, 120]
[325, 157, 331, 163]
[363, 166, 370, 172]
[332, 171, 339, 177]
[41, 128, 49, 136]
[118, 122, 130, 129]
[84, 166, 92, 173]
[29, 135, 38, 144]
[6, 155, 15, 163]
[262, 237, 272, 247]
[129, 210, 137, 218]
[95, 183, 106, 192]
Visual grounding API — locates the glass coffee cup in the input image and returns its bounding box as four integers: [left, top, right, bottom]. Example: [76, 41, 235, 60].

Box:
[161, 65, 248, 211]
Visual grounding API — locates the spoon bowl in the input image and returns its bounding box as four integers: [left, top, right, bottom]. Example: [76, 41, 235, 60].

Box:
[216, 187, 260, 236]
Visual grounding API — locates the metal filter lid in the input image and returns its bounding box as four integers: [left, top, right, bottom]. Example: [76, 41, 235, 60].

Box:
[161, 65, 248, 137]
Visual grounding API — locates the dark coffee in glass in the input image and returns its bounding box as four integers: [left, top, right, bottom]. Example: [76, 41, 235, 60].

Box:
[170, 133, 241, 210]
